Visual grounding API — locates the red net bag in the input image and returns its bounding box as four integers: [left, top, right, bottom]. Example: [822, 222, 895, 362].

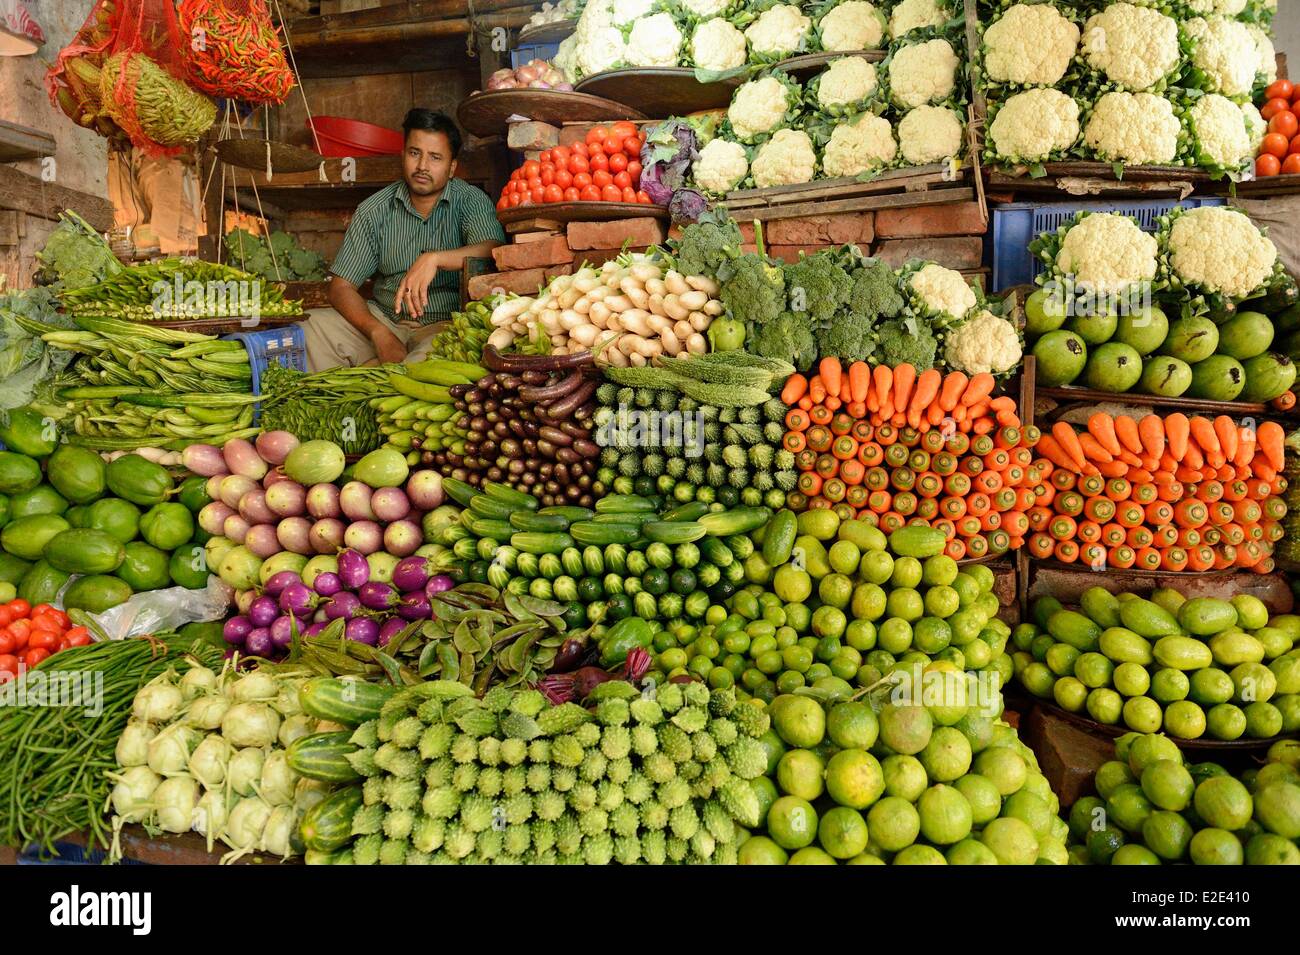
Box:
[179, 0, 296, 105]
[45, 0, 130, 150]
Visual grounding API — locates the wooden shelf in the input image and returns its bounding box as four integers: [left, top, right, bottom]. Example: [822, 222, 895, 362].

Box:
[1034, 385, 1276, 420]
[0, 120, 56, 163]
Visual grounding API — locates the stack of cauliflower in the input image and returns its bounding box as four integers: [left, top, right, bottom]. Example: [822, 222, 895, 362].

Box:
[978, 0, 1277, 176]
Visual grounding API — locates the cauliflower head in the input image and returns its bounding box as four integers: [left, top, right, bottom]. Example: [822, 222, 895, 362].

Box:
[691, 18, 747, 72]
[822, 112, 897, 177]
[1247, 24, 1277, 85]
[626, 12, 684, 67]
[728, 75, 798, 142]
[1055, 213, 1158, 294]
[898, 105, 964, 164]
[744, 4, 813, 57]
[987, 88, 1080, 162]
[751, 128, 817, 187]
[611, 0, 654, 27]
[1080, 4, 1181, 92]
[1241, 102, 1266, 152]
[577, 26, 628, 75]
[983, 3, 1080, 87]
[1184, 0, 1248, 13]
[909, 263, 976, 322]
[1166, 207, 1277, 298]
[680, 0, 732, 18]
[1184, 16, 1257, 97]
[944, 309, 1022, 376]
[554, 33, 580, 80]
[816, 56, 880, 112]
[890, 0, 950, 38]
[693, 138, 749, 194]
[1083, 92, 1181, 165]
[1189, 92, 1252, 173]
[818, 1, 888, 53]
[889, 38, 960, 108]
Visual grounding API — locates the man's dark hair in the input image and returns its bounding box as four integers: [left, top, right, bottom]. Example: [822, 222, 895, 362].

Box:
[401, 109, 462, 157]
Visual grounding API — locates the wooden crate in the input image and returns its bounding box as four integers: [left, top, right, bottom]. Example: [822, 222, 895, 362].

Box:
[720, 166, 975, 223]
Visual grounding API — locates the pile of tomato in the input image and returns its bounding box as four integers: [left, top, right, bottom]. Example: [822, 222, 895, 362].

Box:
[1254, 79, 1300, 177]
[497, 121, 654, 209]
[0, 599, 92, 680]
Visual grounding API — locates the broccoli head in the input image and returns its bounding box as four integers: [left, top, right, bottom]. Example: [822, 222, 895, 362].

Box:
[751, 311, 817, 372]
[783, 252, 853, 326]
[719, 253, 786, 327]
[875, 318, 937, 370]
[668, 208, 745, 278]
[849, 260, 904, 319]
[816, 313, 876, 364]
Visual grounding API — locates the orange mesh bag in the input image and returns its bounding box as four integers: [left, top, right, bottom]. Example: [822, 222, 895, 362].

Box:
[179, 0, 296, 105]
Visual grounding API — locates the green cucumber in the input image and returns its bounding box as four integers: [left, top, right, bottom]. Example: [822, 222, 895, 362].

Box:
[561, 547, 585, 578]
[700, 537, 735, 567]
[582, 545, 605, 577]
[661, 501, 710, 522]
[469, 494, 518, 520]
[467, 516, 514, 540]
[592, 511, 655, 525]
[538, 505, 595, 522]
[594, 494, 658, 514]
[301, 786, 364, 853]
[482, 480, 539, 510]
[510, 532, 575, 555]
[698, 506, 771, 537]
[570, 522, 641, 546]
[643, 521, 707, 544]
[286, 731, 362, 783]
[538, 554, 564, 580]
[299, 678, 398, 725]
[441, 477, 479, 508]
[510, 510, 571, 533]
[762, 509, 798, 566]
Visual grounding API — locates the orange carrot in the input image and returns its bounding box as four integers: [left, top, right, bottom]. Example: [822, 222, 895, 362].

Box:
[909, 369, 943, 424]
[880, 398, 895, 420]
[1182, 441, 1204, 471]
[1140, 415, 1167, 463]
[989, 396, 1016, 415]
[1052, 422, 1087, 472]
[927, 403, 945, 427]
[809, 375, 826, 405]
[1035, 434, 1078, 472]
[1234, 424, 1257, 469]
[1189, 416, 1223, 468]
[892, 364, 915, 413]
[1257, 421, 1285, 472]
[1078, 433, 1114, 464]
[840, 375, 853, 403]
[1114, 415, 1143, 455]
[849, 361, 871, 404]
[1095, 459, 1129, 478]
[1128, 468, 1154, 484]
[960, 373, 995, 407]
[819, 357, 842, 398]
[1164, 413, 1188, 461]
[798, 395, 813, 411]
[781, 374, 808, 406]
[1213, 416, 1238, 464]
[938, 372, 968, 412]
[1087, 414, 1122, 457]
[873, 365, 893, 411]
[847, 401, 867, 418]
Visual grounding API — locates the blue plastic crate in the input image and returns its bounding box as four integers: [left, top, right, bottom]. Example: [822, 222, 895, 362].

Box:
[511, 42, 562, 69]
[18, 842, 144, 865]
[223, 323, 307, 423]
[990, 197, 1228, 293]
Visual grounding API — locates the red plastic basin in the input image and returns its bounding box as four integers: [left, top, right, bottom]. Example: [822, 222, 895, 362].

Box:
[308, 116, 404, 157]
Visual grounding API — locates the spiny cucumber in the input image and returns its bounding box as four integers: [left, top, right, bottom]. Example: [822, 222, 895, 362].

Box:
[658, 356, 774, 389]
[675, 379, 773, 408]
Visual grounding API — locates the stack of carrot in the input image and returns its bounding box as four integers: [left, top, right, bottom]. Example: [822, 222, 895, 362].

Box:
[1026, 413, 1288, 573]
[780, 359, 1043, 560]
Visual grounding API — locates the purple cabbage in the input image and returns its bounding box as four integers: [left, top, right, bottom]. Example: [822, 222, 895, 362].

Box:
[638, 119, 699, 206]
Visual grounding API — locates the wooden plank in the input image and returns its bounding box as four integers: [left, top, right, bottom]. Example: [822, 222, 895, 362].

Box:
[0, 164, 113, 232]
[1035, 385, 1277, 421]
[0, 119, 56, 163]
[724, 164, 963, 206]
[725, 186, 975, 223]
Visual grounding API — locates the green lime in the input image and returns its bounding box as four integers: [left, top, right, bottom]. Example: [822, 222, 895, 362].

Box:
[919, 726, 972, 782]
[1030, 634, 1056, 662]
[1107, 784, 1154, 833]
[893, 844, 947, 864]
[924, 585, 961, 619]
[845, 619, 877, 652]
[886, 588, 925, 622]
[818, 806, 870, 859]
[881, 754, 928, 801]
[1038, 839, 1070, 865]
[890, 557, 923, 589]
[766, 796, 818, 850]
[1252, 781, 1300, 839]
[1113, 662, 1150, 697]
[878, 618, 914, 655]
[1164, 700, 1207, 739]
[827, 701, 878, 749]
[824, 749, 884, 809]
[917, 783, 973, 845]
[913, 617, 952, 654]
[1086, 826, 1126, 865]
[1086, 687, 1124, 725]
[1021, 662, 1056, 698]
[1122, 696, 1163, 733]
[812, 605, 847, 639]
[955, 773, 1003, 825]
[963, 639, 993, 670]
[946, 839, 999, 865]
[1244, 700, 1283, 738]
[1127, 733, 1182, 775]
[1112, 844, 1161, 865]
[1141, 810, 1192, 861]
[952, 573, 981, 606]
[1075, 652, 1114, 689]
[866, 796, 921, 852]
[1188, 828, 1244, 865]
[921, 555, 958, 586]
[773, 565, 812, 603]
[878, 703, 933, 755]
[1206, 703, 1247, 740]
[1151, 668, 1190, 703]
[828, 540, 861, 576]
[818, 573, 854, 610]
[1046, 643, 1081, 677]
[738, 834, 788, 864]
[974, 747, 1027, 796]
[771, 694, 826, 748]
[1231, 595, 1269, 631]
[1003, 789, 1052, 838]
[981, 817, 1040, 865]
[1144, 764, 1194, 818]
[788, 846, 838, 865]
[952, 609, 989, 647]
[776, 749, 825, 801]
[858, 550, 894, 586]
[1095, 760, 1136, 800]
[1069, 796, 1105, 841]
[752, 774, 780, 823]
[1053, 676, 1088, 713]
[1194, 775, 1253, 830]
[1245, 832, 1300, 864]
[782, 644, 814, 673]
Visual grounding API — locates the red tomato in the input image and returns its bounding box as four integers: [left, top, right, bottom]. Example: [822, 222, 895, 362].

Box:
[540, 164, 556, 186]
[592, 169, 613, 188]
[66, 631, 92, 648]
[613, 170, 632, 189]
[573, 171, 592, 189]
[1283, 153, 1300, 175]
[543, 183, 564, 202]
[580, 184, 602, 201]
[636, 190, 653, 204]
[496, 195, 508, 210]
[539, 149, 553, 164]
[507, 192, 521, 207]
[568, 155, 589, 175]
[1262, 97, 1292, 121]
[1290, 133, 1300, 155]
[589, 152, 608, 173]
[1257, 153, 1282, 177]
[608, 152, 628, 173]
[0, 632, 13, 655]
[519, 193, 535, 206]
[586, 126, 609, 145]
[601, 184, 622, 202]
[527, 176, 543, 192]
[0, 607, 12, 629]
[65, 626, 89, 642]
[31, 615, 61, 634]
[622, 136, 643, 157]
[563, 186, 581, 201]
[571, 141, 588, 157]
[627, 160, 642, 181]
[1270, 110, 1299, 139]
[529, 186, 544, 204]
[45, 608, 68, 628]
[521, 159, 541, 178]
[0, 670, 12, 684]
[555, 168, 573, 189]
[1265, 79, 1295, 101]
[610, 121, 638, 141]
[587, 140, 605, 159]
[8, 619, 31, 648]
[28, 631, 57, 652]
[1262, 133, 1290, 158]
[621, 186, 637, 203]
[31, 604, 53, 617]
[23, 648, 49, 668]
[8, 599, 30, 618]
[0, 654, 18, 674]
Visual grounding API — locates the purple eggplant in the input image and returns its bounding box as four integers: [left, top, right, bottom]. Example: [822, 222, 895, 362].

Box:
[345, 617, 380, 645]
[337, 549, 370, 589]
[263, 570, 302, 598]
[399, 591, 433, 621]
[324, 591, 361, 620]
[391, 556, 430, 594]
[223, 615, 253, 645]
[426, 574, 455, 596]
[302, 622, 327, 638]
[248, 596, 279, 629]
[269, 615, 296, 647]
[245, 628, 274, 656]
[378, 617, 407, 646]
[279, 582, 317, 616]
[357, 581, 399, 611]
[313, 571, 343, 597]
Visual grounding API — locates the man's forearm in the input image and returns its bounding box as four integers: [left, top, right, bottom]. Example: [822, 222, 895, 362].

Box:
[430, 240, 503, 270]
[328, 277, 384, 334]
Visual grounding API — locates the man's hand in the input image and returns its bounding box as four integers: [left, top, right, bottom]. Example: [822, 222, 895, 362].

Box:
[370, 325, 407, 364]
[393, 250, 444, 318]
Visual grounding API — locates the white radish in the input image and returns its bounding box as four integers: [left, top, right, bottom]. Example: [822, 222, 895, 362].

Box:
[619, 309, 654, 336]
[703, 299, 724, 316]
[629, 352, 647, 366]
[646, 278, 667, 297]
[587, 285, 610, 301]
[686, 275, 720, 295]
[488, 327, 515, 349]
[660, 330, 681, 355]
[617, 335, 643, 357]
[570, 324, 601, 347]
[573, 295, 593, 315]
[637, 338, 661, 358]
[664, 271, 689, 296]
[647, 314, 673, 334]
[606, 347, 630, 367]
[574, 276, 601, 294]
[604, 294, 632, 313]
[557, 286, 582, 309]
[559, 309, 586, 331]
[662, 294, 689, 321]
[678, 290, 709, 311]
[674, 319, 694, 339]
[624, 285, 650, 309]
[647, 293, 666, 315]
[630, 263, 661, 283]
[686, 333, 707, 354]
[589, 300, 610, 326]
[689, 311, 711, 332]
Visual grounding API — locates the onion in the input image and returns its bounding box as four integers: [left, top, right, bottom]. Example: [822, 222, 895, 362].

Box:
[516, 63, 542, 82]
[324, 591, 361, 620]
[248, 595, 279, 628]
[339, 481, 376, 522]
[337, 549, 369, 589]
[358, 581, 398, 610]
[405, 470, 444, 510]
[265, 481, 307, 518]
[198, 501, 235, 536]
[276, 517, 314, 555]
[223, 438, 268, 480]
[371, 487, 411, 523]
[392, 556, 430, 593]
[343, 520, 382, 555]
[245, 523, 282, 559]
[346, 617, 380, 645]
[306, 483, 341, 519]
[399, 592, 432, 620]
[182, 444, 226, 477]
[269, 615, 296, 647]
[238, 488, 276, 525]
[223, 514, 251, 544]
[382, 519, 422, 558]
[263, 570, 302, 597]
[245, 629, 274, 656]
[309, 518, 346, 554]
[555, 82, 573, 91]
[255, 431, 300, 467]
[378, 617, 407, 646]
[313, 571, 342, 597]
[223, 615, 253, 645]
